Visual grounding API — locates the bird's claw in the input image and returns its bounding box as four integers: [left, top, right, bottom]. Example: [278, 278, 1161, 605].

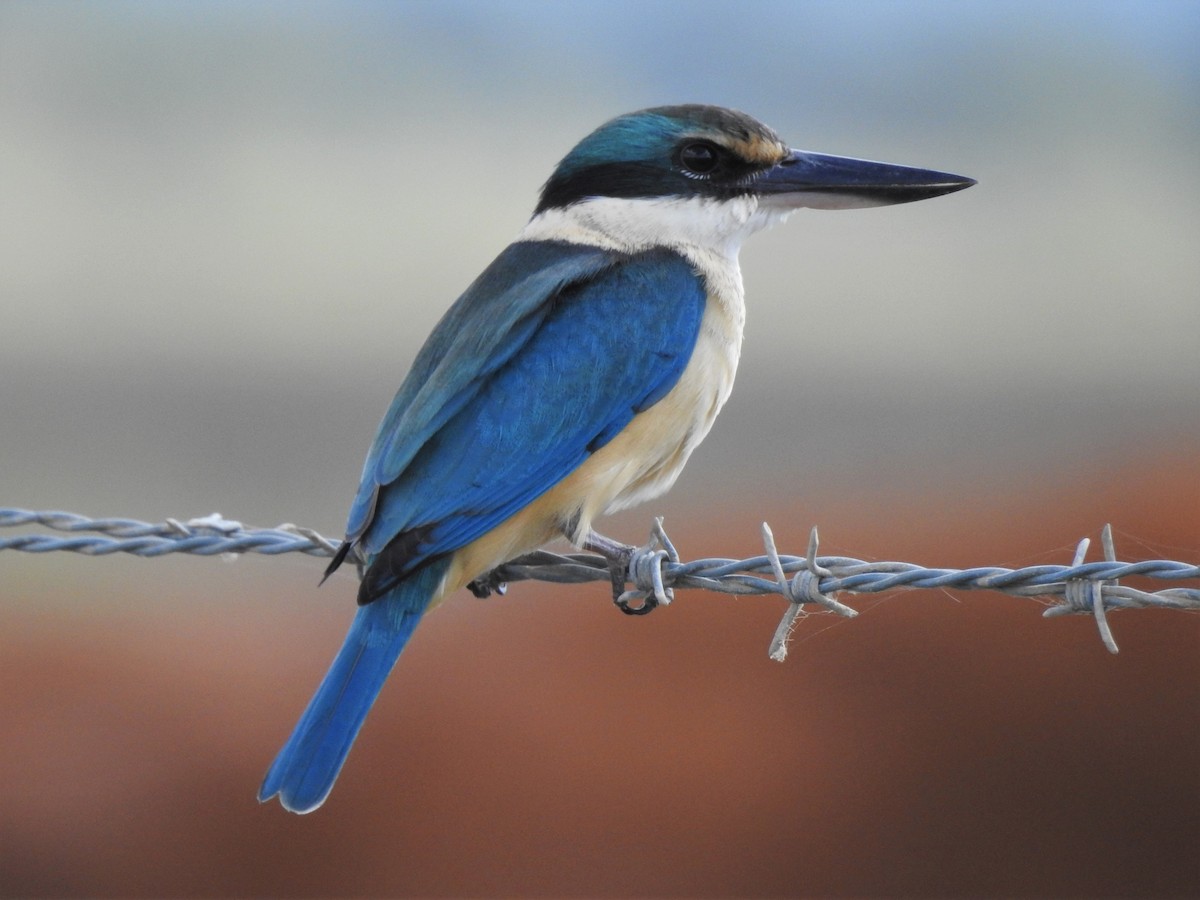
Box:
[578, 532, 657, 619]
[615, 587, 658, 616]
[600, 544, 644, 614]
[467, 568, 508, 598]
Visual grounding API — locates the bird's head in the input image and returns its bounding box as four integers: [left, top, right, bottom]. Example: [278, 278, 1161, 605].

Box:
[531, 105, 973, 250]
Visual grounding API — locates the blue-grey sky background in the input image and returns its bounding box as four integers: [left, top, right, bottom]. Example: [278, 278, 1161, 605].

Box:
[2, 0, 1197, 537]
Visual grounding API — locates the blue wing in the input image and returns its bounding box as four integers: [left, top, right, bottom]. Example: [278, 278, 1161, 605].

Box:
[343, 239, 707, 597]
[262, 240, 705, 810]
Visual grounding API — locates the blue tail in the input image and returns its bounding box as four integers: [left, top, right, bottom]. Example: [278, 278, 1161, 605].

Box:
[258, 559, 448, 813]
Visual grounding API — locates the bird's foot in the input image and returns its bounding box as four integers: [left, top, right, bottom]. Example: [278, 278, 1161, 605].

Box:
[582, 531, 658, 615]
[467, 568, 508, 599]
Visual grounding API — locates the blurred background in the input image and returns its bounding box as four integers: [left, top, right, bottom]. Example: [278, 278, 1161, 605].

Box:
[1, 1, 1197, 895]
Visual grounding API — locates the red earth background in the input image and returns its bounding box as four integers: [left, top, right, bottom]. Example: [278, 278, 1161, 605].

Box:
[3, 454, 1197, 897]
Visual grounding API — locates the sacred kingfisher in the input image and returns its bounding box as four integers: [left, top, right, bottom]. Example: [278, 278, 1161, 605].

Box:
[259, 104, 974, 813]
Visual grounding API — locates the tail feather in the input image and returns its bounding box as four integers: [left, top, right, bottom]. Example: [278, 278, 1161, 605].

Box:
[258, 560, 447, 813]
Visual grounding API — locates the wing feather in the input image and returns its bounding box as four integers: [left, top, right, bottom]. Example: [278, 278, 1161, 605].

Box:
[347, 241, 707, 597]
[345, 241, 617, 540]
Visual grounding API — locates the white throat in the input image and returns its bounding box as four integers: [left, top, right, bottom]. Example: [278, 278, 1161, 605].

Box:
[519, 194, 790, 259]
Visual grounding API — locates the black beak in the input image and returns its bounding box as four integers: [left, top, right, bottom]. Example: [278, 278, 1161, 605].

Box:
[758, 148, 975, 210]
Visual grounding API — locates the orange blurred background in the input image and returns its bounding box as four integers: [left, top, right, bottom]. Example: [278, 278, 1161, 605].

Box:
[3, 456, 1197, 896]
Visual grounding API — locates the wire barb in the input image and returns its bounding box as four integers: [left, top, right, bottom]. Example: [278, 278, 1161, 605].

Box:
[3, 508, 1197, 657]
[1047, 524, 1123, 653]
[765, 524, 856, 662]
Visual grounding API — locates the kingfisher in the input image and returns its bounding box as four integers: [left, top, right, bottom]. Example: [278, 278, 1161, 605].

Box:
[259, 104, 974, 813]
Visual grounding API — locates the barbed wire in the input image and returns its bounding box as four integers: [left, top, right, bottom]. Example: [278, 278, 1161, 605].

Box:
[2, 507, 1197, 659]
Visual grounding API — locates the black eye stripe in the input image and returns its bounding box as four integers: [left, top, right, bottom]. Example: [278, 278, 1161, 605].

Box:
[536, 139, 767, 212]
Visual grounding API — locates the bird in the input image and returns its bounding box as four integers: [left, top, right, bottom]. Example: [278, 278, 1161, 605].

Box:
[258, 104, 974, 813]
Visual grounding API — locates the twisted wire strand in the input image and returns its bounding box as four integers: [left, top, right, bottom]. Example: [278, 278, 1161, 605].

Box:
[3, 508, 1197, 657]
[0, 509, 339, 557]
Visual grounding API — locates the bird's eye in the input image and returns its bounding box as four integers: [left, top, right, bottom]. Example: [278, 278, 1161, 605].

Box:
[679, 142, 720, 176]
